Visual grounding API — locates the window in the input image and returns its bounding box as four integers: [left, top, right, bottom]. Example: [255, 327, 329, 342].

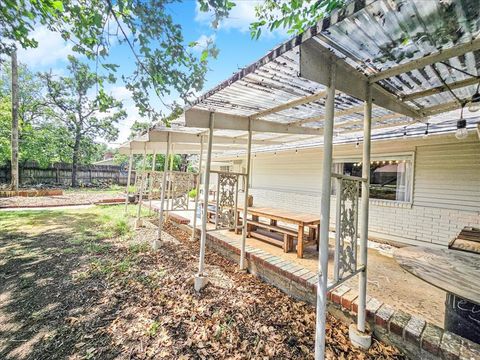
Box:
[333, 155, 413, 202]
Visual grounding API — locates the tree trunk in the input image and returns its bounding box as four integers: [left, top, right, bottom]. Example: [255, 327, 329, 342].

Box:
[10, 50, 19, 191]
[71, 131, 81, 187]
[179, 154, 189, 172]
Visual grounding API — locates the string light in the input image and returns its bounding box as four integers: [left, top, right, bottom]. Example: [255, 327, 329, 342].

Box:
[423, 123, 429, 138]
[456, 105, 468, 140]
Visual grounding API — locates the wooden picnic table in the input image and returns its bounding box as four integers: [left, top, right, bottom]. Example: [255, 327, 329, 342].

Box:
[237, 206, 320, 258]
[394, 246, 480, 343]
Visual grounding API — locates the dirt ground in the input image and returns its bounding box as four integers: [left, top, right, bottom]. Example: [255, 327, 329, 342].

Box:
[0, 189, 123, 208]
[0, 207, 405, 359]
[243, 236, 446, 327]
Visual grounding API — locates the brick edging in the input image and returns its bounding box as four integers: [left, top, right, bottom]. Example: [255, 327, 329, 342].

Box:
[0, 202, 92, 209]
[204, 230, 480, 360]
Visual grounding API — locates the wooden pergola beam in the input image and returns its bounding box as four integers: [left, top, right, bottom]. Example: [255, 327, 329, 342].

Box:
[369, 38, 480, 83]
[148, 129, 284, 145]
[300, 38, 421, 118]
[185, 108, 323, 135]
[402, 77, 480, 102]
[250, 90, 328, 119]
[422, 101, 461, 117]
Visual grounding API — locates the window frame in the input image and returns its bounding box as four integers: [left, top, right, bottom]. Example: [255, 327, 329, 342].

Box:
[332, 151, 415, 206]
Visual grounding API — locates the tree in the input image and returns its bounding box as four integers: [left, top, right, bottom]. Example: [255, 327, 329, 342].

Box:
[1, 0, 234, 122]
[42, 56, 126, 186]
[251, 0, 344, 39]
[10, 50, 19, 190]
[128, 120, 152, 140]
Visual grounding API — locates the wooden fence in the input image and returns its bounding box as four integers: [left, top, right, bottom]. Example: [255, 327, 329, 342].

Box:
[0, 161, 135, 187]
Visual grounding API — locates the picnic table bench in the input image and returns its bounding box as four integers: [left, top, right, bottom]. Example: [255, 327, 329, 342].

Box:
[236, 206, 320, 258]
[200, 202, 320, 258]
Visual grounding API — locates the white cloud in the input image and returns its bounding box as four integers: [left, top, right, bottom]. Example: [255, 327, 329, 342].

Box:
[195, 1, 259, 33]
[195, 0, 288, 38]
[109, 85, 132, 101]
[192, 34, 216, 52]
[17, 26, 74, 68]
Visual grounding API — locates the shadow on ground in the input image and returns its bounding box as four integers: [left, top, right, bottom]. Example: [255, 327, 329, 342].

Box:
[0, 212, 121, 360]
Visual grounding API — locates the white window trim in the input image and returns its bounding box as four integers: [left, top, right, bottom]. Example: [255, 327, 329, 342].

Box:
[333, 151, 415, 206]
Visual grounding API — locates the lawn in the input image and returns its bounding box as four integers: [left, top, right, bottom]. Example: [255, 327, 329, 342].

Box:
[0, 206, 404, 359]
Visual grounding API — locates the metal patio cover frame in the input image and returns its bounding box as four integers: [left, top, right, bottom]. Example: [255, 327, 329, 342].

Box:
[182, 1, 480, 359]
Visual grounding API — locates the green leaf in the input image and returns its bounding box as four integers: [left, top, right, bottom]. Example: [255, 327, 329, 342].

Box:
[52, 1, 64, 12]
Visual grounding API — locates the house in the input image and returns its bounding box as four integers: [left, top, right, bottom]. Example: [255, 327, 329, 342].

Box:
[214, 131, 480, 248]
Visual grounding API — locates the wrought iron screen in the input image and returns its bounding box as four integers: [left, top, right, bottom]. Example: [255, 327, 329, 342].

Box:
[333, 174, 362, 283]
[148, 171, 163, 200]
[215, 172, 240, 230]
[169, 171, 195, 210]
[134, 171, 147, 194]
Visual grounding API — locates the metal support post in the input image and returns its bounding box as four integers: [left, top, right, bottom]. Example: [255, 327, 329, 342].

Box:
[240, 120, 252, 270]
[125, 150, 133, 214]
[348, 84, 373, 349]
[195, 113, 214, 292]
[154, 133, 171, 250]
[135, 146, 147, 228]
[315, 61, 336, 360]
[191, 136, 205, 241]
[148, 151, 156, 215]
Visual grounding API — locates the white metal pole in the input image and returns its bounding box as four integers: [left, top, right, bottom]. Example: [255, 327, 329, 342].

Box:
[315, 61, 336, 360]
[195, 112, 214, 292]
[135, 146, 147, 228]
[333, 177, 342, 283]
[357, 85, 372, 333]
[125, 150, 133, 214]
[166, 143, 174, 219]
[240, 120, 252, 270]
[149, 151, 157, 215]
[191, 136, 205, 241]
[155, 133, 171, 248]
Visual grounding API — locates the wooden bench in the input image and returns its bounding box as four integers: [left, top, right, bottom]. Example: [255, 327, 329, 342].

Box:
[247, 219, 297, 252]
[449, 227, 480, 254]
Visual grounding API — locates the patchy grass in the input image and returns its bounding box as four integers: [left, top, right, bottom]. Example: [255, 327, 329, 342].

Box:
[64, 185, 124, 194]
[0, 207, 405, 360]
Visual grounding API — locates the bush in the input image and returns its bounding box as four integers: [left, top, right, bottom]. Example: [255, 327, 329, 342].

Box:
[188, 188, 197, 199]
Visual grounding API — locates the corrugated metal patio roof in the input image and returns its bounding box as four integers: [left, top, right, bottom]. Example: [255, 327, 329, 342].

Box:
[178, 0, 480, 146]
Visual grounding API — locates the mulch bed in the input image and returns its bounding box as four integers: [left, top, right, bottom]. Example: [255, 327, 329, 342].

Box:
[103, 222, 404, 359]
[0, 215, 405, 359]
[0, 192, 123, 208]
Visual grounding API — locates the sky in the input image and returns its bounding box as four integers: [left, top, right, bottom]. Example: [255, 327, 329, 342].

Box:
[18, 1, 289, 147]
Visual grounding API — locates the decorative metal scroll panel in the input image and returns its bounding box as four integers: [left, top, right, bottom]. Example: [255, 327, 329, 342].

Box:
[148, 171, 163, 200]
[134, 171, 147, 194]
[170, 171, 195, 210]
[334, 177, 360, 282]
[216, 173, 238, 229]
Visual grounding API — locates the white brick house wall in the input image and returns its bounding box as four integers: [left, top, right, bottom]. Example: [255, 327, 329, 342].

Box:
[239, 134, 480, 248]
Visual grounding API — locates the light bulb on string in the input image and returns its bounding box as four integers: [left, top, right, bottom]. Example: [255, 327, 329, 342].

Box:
[423, 123, 429, 138]
[455, 105, 469, 140]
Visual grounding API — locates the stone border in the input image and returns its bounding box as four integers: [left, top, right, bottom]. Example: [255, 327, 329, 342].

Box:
[203, 230, 480, 360]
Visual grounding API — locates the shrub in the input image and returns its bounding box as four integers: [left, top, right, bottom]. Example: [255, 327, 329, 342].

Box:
[188, 188, 197, 199]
